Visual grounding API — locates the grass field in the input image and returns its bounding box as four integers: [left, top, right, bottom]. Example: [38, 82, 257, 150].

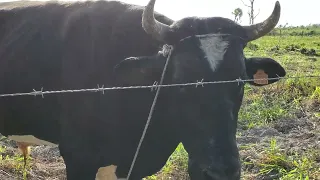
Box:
[1, 25, 320, 180]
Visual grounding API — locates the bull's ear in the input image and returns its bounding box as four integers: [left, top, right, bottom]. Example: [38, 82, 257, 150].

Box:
[245, 57, 286, 86]
[113, 55, 165, 85]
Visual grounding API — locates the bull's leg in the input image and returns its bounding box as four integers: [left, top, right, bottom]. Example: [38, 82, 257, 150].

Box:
[59, 144, 101, 180]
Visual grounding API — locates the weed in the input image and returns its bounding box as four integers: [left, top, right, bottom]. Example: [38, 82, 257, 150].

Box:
[0, 146, 32, 180]
[256, 139, 319, 180]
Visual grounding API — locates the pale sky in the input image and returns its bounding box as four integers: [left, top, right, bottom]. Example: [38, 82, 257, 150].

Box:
[1, 0, 319, 26]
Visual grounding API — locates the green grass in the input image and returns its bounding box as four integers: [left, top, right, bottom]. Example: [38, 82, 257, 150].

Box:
[252, 138, 319, 180]
[144, 26, 320, 180]
[146, 143, 189, 180]
[239, 33, 320, 129]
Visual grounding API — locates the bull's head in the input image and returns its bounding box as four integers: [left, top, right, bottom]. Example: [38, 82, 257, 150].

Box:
[115, 0, 285, 179]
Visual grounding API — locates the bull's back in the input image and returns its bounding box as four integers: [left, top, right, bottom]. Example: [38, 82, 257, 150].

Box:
[0, 1, 70, 141]
[0, 0, 133, 142]
[0, 0, 172, 144]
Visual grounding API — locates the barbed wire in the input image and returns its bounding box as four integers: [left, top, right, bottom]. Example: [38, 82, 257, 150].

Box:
[125, 44, 174, 179]
[0, 75, 319, 98]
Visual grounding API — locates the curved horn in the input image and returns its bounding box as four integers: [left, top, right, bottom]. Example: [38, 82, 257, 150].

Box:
[244, 1, 281, 41]
[142, 0, 172, 42]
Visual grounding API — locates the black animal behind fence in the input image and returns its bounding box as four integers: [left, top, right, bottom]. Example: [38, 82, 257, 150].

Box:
[1, 0, 318, 179]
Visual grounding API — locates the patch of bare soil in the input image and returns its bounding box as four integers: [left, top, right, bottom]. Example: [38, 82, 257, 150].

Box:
[237, 117, 320, 179]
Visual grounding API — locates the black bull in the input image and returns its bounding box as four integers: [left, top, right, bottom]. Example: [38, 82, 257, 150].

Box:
[0, 0, 286, 179]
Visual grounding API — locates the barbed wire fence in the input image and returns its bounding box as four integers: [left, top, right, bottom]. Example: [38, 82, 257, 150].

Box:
[0, 75, 319, 98]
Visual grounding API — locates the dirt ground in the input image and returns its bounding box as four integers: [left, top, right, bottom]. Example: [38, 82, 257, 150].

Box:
[237, 117, 320, 179]
[1, 116, 319, 180]
[0, 140, 66, 180]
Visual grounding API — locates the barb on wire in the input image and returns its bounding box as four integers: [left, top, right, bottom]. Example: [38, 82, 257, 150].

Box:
[0, 75, 319, 98]
[236, 77, 244, 86]
[196, 79, 204, 88]
[97, 84, 105, 94]
[32, 87, 44, 98]
[151, 81, 158, 92]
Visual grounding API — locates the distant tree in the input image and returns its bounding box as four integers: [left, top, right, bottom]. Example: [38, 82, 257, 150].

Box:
[232, 8, 243, 23]
[241, 0, 260, 24]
